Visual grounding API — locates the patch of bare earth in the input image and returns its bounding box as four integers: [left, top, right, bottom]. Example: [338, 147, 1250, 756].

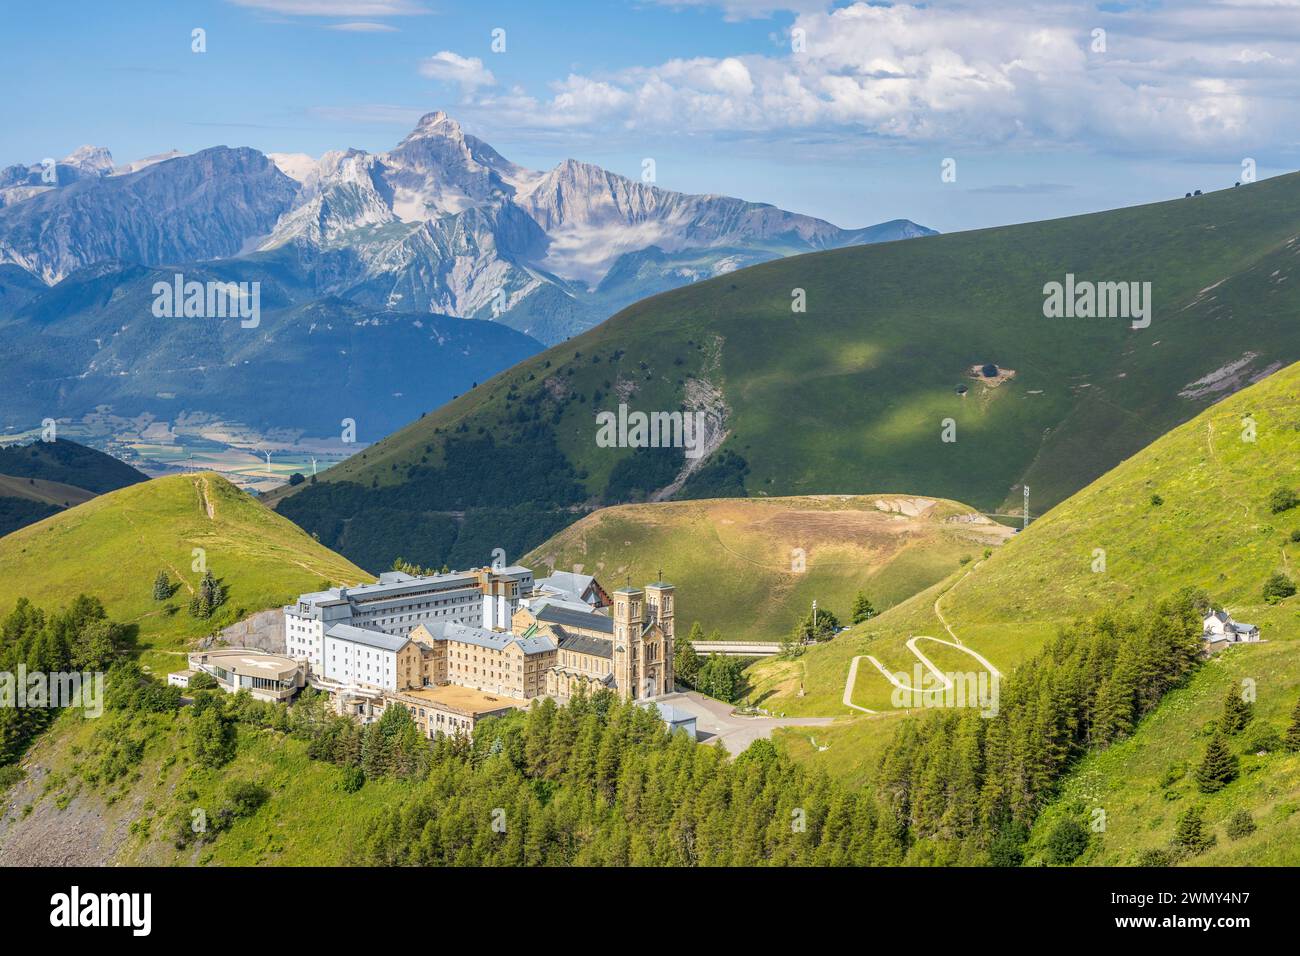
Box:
[651, 376, 730, 502]
[1178, 352, 1272, 400]
[0, 763, 133, 867]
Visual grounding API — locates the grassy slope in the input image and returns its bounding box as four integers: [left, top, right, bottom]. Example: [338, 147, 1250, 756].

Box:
[272, 172, 1300, 523]
[522, 494, 1012, 643]
[754, 358, 1300, 812]
[2, 707, 405, 866]
[759, 357, 1300, 713]
[0, 473, 96, 508]
[1028, 629, 1300, 866]
[0, 473, 367, 673]
[0, 438, 146, 494]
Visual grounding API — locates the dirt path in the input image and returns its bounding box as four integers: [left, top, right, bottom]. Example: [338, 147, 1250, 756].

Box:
[195, 475, 216, 520]
[116, 498, 195, 597]
[932, 557, 984, 643]
[1205, 420, 1253, 520]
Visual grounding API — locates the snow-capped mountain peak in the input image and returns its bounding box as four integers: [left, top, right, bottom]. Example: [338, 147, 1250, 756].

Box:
[61, 145, 115, 176]
[0, 111, 935, 343]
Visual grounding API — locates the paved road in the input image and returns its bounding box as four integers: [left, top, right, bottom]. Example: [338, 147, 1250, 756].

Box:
[844, 635, 1003, 711]
[842, 657, 877, 714]
[654, 691, 833, 753]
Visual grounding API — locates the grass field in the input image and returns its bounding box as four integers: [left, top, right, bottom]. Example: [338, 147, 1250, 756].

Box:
[523, 494, 1012, 643]
[0, 473, 367, 673]
[1, 705, 407, 866]
[0, 473, 95, 508]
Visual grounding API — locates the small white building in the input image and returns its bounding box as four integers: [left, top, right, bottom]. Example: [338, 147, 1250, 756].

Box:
[1203, 609, 1260, 644]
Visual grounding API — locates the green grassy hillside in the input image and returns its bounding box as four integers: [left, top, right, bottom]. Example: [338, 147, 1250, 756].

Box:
[0, 473, 367, 673]
[1028, 631, 1300, 865]
[0, 473, 97, 509]
[0, 438, 146, 537]
[0, 437, 146, 494]
[752, 357, 1300, 721]
[0, 703, 408, 866]
[272, 173, 1300, 574]
[523, 494, 1012, 643]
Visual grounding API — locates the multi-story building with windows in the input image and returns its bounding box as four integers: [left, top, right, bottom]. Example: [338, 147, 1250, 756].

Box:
[284, 566, 535, 670]
[287, 566, 676, 735]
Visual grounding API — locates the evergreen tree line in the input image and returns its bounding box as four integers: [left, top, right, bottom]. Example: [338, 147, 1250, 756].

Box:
[871, 592, 1204, 864]
[354, 691, 873, 866]
[0, 595, 127, 764]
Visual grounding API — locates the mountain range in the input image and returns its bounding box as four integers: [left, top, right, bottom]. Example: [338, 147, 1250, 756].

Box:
[0, 112, 930, 458]
[0, 111, 930, 338]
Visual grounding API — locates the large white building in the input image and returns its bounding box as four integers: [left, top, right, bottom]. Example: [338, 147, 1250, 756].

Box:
[321, 622, 409, 691]
[285, 565, 679, 738]
[284, 566, 535, 670]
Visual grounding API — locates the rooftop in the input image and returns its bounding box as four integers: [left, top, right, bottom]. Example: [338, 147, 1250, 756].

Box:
[392, 684, 530, 717]
[535, 604, 614, 634]
[190, 648, 303, 682]
[555, 627, 613, 659]
[536, 570, 596, 602]
[325, 623, 410, 652]
[422, 620, 557, 655]
[638, 700, 696, 726]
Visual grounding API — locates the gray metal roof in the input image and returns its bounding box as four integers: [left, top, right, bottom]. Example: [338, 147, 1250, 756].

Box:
[537, 571, 595, 601]
[423, 621, 557, 655]
[554, 627, 613, 659]
[324, 623, 410, 652]
[638, 700, 696, 726]
[535, 604, 614, 634]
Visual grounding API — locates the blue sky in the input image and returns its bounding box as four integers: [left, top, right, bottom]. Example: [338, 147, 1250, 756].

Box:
[3, 0, 1298, 233]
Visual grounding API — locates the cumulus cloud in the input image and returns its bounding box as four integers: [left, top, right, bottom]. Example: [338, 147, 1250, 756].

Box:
[455, 1, 1300, 154]
[420, 51, 497, 92]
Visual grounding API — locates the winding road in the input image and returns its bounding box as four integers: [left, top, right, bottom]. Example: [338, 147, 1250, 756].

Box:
[841, 558, 1001, 711]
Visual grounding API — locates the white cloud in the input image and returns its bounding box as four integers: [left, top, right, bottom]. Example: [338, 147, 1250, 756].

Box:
[419, 51, 497, 91]
[326, 21, 400, 32]
[452, 1, 1300, 154]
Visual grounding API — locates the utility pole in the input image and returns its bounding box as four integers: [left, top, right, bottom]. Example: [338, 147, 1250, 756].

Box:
[811, 599, 817, 645]
[1023, 485, 1030, 530]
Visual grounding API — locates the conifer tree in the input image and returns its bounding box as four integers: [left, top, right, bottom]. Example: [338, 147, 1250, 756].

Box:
[1195, 734, 1238, 793]
[152, 570, 171, 601]
[1220, 685, 1253, 735]
[1172, 804, 1215, 856]
[1285, 698, 1300, 753]
[675, 623, 702, 687]
[851, 592, 876, 625]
